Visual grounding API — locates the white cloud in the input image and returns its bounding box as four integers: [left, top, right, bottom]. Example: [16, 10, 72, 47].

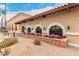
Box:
[0, 12, 17, 27]
[28, 6, 53, 15]
[0, 3, 68, 27]
[27, 3, 67, 15]
[54, 3, 68, 7]
[6, 3, 68, 21]
[0, 4, 5, 10]
[6, 12, 18, 21]
[6, 11, 31, 21]
[6, 13, 15, 21]
[0, 15, 5, 27]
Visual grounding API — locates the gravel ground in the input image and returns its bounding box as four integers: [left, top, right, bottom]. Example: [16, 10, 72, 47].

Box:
[0, 35, 79, 56]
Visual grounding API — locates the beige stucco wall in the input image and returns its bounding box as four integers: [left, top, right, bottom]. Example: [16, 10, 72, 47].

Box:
[18, 6, 79, 44]
[20, 6, 79, 33]
[6, 13, 31, 33]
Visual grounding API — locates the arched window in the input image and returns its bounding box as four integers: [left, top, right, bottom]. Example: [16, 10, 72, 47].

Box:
[15, 24, 17, 30]
[49, 25, 63, 35]
[12, 24, 13, 30]
[21, 26, 25, 33]
[27, 27, 31, 33]
[36, 27, 42, 35]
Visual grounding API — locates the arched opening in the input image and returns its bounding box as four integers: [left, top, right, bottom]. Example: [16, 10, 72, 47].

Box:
[49, 25, 63, 35]
[21, 26, 25, 33]
[36, 27, 42, 35]
[27, 27, 31, 33]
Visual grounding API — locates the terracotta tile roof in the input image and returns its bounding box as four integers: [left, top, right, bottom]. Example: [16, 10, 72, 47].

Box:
[15, 3, 79, 24]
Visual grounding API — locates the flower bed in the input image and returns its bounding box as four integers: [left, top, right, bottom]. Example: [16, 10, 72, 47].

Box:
[22, 32, 66, 39]
[35, 35, 68, 47]
[18, 33, 68, 47]
[26, 32, 35, 35]
[48, 34, 66, 39]
[26, 32, 41, 36]
[35, 33, 42, 36]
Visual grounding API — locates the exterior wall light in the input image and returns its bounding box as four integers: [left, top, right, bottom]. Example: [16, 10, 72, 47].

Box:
[66, 8, 71, 12]
[32, 28, 33, 30]
[42, 15, 46, 18]
[43, 27, 46, 30]
[67, 25, 70, 30]
[30, 19, 34, 21]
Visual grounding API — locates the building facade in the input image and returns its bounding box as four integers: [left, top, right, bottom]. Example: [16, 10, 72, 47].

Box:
[7, 3, 79, 46]
[6, 12, 31, 33]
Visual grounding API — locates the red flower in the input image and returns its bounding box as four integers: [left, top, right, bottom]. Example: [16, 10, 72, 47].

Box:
[57, 35, 63, 39]
[48, 34, 55, 38]
[48, 34, 66, 39]
[30, 32, 35, 35]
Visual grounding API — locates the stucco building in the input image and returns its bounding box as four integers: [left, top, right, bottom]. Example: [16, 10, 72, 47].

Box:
[7, 3, 79, 46]
[6, 12, 31, 33]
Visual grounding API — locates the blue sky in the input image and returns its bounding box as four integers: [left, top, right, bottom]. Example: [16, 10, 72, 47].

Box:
[0, 3, 64, 27]
[7, 3, 56, 12]
[0, 3, 64, 15]
[0, 3, 64, 21]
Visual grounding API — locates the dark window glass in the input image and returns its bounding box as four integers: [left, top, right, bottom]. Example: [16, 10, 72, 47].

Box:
[27, 27, 31, 33]
[21, 26, 25, 33]
[49, 25, 63, 35]
[36, 27, 42, 35]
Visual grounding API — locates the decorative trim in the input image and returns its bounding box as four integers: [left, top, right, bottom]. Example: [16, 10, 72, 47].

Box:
[25, 25, 32, 33]
[67, 25, 70, 30]
[47, 23, 66, 36]
[68, 43, 79, 48]
[34, 24, 43, 34]
[65, 32, 79, 36]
